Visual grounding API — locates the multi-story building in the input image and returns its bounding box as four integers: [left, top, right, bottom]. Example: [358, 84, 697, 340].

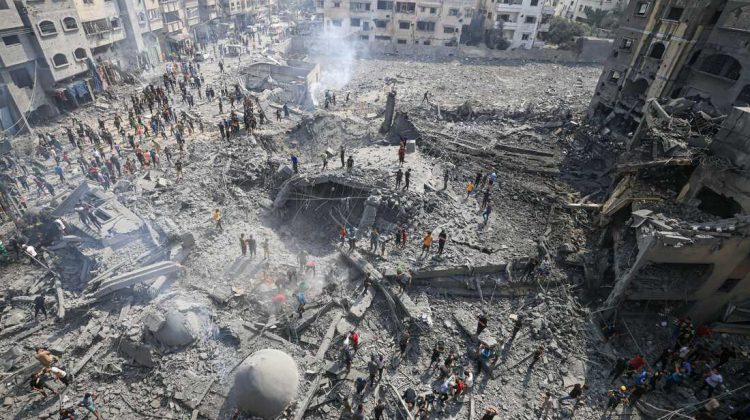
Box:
[316, 0, 477, 47]
[492, 0, 555, 49]
[117, 0, 164, 69]
[554, 0, 625, 22]
[588, 0, 750, 133]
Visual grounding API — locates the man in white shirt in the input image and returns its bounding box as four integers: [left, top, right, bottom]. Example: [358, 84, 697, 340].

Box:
[700, 369, 723, 397]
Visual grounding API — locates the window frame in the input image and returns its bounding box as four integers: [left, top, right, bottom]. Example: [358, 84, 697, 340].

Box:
[73, 47, 88, 61]
[52, 53, 70, 68]
[38, 20, 58, 36]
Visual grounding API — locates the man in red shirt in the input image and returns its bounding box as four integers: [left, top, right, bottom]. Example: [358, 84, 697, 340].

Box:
[628, 354, 646, 374]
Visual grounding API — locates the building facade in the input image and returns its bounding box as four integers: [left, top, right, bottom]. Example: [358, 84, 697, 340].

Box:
[554, 0, 625, 22]
[492, 0, 555, 49]
[588, 0, 750, 132]
[316, 0, 477, 47]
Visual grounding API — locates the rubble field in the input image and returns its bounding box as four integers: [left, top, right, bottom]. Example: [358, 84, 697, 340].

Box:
[3, 47, 747, 420]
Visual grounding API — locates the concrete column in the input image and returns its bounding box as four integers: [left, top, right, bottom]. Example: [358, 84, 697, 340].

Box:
[379, 90, 396, 134]
[357, 193, 381, 232]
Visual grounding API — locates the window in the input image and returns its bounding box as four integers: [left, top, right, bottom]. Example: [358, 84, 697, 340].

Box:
[38, 20, 58, 36]
[374, 35, 391, 40]
[377, 0, 393, 9]
[147, 9, 160, 20]
[620, 37, 633, 50]
[333, 1, 340, 7]
[736, 85, 750, 106]
[0, 0, 8, 9]
[648, 42, 665, 59]
[530, 0, 538, 5]
[443, 26, 455, 33]
[74, 48, 87, 61]
[52, 53, 69, 68]
[316, 0, 323, 6]
[2, 35, 20, 45]
[399, 21, 410, 29]
[700, 54, 742, 80]
[608, 70, 621, 82]
[525, 16, 536, 23]
[397, 39, 407, 44]
[521, 33, 530, 40]
[423, 40, 430, 45]
[360, 35, 370, 40]
[416, 21, 435, 31]
[429, 7, 436, 14]
[62, 17, 78, 31]
[395, 2, 415, 13]
[111, 17, 121, 29]
[332, 19, 342, 26]
[664, 6, 683, 21]
[635, 1, 649, 17]
[9, 68, 33, 88]
[351, 18, 361, 26]
[498, 14, 510, 22]
[374, 19, 387, 28]
[350, 2, 370, 11]
[718, 278, 741, 293]
[448, 8, 459, 16]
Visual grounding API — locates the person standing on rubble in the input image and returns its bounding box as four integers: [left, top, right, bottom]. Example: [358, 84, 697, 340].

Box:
[481, 189, 491, 210]
[346, 155, 354, 173]
[262, 238, 270, 259]
[212, 208, 223, 232]
[291, 154, 299, 174]
[34, 295, 47, 320]
[369, 228, 379, 252]
[297, 250, 307, 270]
[395, 168, 403, 189]
[398, 330, 411, 360]
[510, 315, 523, 341]
[466, 180, 475, 198]
[398, 142, 406, 166]
[420, 231, 433, 257]
[240, 233, 247, 256]
[35, 347, 55, 367]
[46, 366, 72, 387]
[78, 392, 102, 420]
[482, 202, 493, 225]
[322, 152, 328, 170]
[437, 230, 448, 255]
[340, 145, 345, 167]
[373, 399, 386, 420]
[403, 168, 411, 190]
[476, 314, 488, 336]
[247, 235, 257, 258]
[30, 369, 56, 398]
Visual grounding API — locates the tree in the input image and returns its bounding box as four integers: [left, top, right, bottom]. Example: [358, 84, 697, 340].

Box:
[544, 16, 590, 50]
[584, 6, 610, 28]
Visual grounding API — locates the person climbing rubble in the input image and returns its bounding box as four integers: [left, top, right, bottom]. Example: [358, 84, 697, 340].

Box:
[403, 168, 411, 190]
[437, 230, 448, 255]
[420, 231, 433, 257]
[466, 180, 475, 198]
[78, 392, 102, 420]
[34, 294, 48, 320]
[46, 366, 72, 387]
[346, 155, 354, 173]
[30, 369, 56, 398]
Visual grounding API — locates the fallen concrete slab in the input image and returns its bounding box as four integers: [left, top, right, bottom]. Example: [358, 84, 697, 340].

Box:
[92, 261, 184, 299]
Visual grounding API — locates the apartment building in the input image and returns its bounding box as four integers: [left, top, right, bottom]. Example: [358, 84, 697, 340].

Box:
[554, 0, 625, 22]
[589, 0, 750, 132]
[316, 0, 476, 47]
[492, 0, 555, 49]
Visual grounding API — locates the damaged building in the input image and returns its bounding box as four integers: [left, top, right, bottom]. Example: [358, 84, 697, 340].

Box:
[588, 0, 750, 135]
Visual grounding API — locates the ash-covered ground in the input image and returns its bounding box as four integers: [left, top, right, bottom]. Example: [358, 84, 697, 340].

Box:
[0, 47, 667, 420]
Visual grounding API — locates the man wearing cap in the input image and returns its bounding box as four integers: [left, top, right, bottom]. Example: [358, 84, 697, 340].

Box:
[605, 386, 628, 413]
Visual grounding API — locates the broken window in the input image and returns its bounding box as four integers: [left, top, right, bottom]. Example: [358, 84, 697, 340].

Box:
[38, 20, 58, 36]
[443, 26, 455, 33]
[9, 68, 32, 88]
[2, 35, 20, 45]
[620, 37, 633, 50]
[52, 53, 69, 68]
[374, 19, 387, 28]
[429, 7, 436, 13]
[630, 263, 713, 299]
[521, 33, 530, 40]
[608, 70, 622, 82]
[449, 8, 459, 16]
[696, 187, 742, 218]
[700, 54, 742, 81]
[498, 14, 510, 22]
[735, 85, 750, 106]
[397, 39, 407, 44]
[664, 6, 683, 21]
[525, 16, 536, 23]
[530, 0, 538, 5]
[635, 1, 650, 17]
[648, 42, 665, 59]
[62, 17, 78, 31]
[376, 0, 392, 9]
[718, 278, 741, 293]
[416, 21, 435, 31]
[395, 2, 415, 13]
[74, 48, 87, 61]
[83, 19, 113, 35]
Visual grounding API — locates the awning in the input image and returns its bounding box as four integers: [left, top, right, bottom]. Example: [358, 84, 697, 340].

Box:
[167, 33, 190, 43]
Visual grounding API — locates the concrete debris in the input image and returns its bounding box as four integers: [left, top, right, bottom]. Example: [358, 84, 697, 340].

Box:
[232, 349, 299, 418]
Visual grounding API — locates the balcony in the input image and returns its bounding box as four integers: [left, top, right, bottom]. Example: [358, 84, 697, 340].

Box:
[87, 28, 126, 48]
[542, 5, 555, 15]
[200, 0, 217, 5]
[165, 20, 183, 33]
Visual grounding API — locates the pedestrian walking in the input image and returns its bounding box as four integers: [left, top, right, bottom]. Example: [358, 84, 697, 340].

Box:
[437, 229, 447, 255]
[420, 231, 433, 257]
[212, 208, 223, 231]
[240, 233, 247, 256]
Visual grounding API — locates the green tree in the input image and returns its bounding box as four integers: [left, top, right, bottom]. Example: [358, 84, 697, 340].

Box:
[584, 6, 610, 28]
[544, 16, 590, 50]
